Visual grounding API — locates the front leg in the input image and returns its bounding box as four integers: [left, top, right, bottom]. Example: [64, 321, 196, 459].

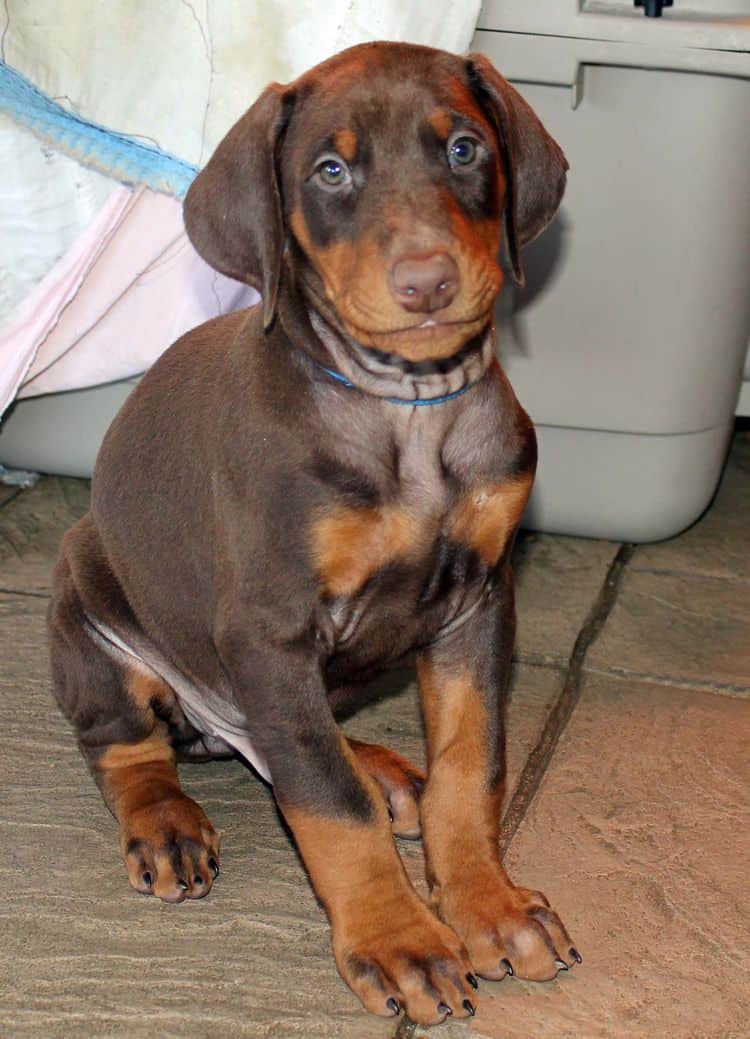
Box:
[417, 564, 580, 981]
[217, 626, 477, 1026]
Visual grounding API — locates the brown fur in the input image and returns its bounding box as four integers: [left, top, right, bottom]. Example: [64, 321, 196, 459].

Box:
[49, 41, 574, 1025]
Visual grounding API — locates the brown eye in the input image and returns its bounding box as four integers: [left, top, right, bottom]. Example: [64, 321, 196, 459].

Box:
[315, 157, 351, 188]
[448, 136, 478, 169]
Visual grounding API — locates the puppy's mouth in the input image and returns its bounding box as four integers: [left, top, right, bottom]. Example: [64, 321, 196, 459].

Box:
[340, 311, 490, 362]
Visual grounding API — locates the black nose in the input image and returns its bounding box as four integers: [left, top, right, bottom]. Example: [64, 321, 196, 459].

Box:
[389, 252, 459, 314]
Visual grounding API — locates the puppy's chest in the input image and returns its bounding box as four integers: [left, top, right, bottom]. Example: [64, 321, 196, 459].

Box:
[309, 424, 530, 662]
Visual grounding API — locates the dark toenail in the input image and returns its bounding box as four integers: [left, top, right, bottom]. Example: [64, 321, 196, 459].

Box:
[463, 999, 475, 1016]
[209, 858, 219, 876]
[142, 871, 153, 887]
[386, 997, 400, 1016]
[556, 959, 569, 971]
[466, 972, 479, 989]
[387, 806, 394, 822]
[176, 879, 189, 890]
[438, 1002, 452, 1016]
[193, 875, 203, 885]
[501, 958, 513, 975]
[570, 947, 582, 964]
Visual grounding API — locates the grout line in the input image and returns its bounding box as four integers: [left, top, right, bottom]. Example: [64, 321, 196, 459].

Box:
[0, 587, 51, 599]
[0, 487, 23, 511]
[512, 654, 568, 671]
[498, 542, 636, 855]
[584, 663, 750, 699]
[0, 490, 23, 515]
[628, 563, 750, 586]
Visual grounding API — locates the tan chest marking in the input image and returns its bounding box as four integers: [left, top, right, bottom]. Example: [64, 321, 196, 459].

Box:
[311, 504, 424, 598]
[450, 473, 533, 566]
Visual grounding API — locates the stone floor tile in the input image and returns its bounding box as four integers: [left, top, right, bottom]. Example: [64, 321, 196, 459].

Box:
[586, 568, 750, 693]
[631, 434, 750, 583]
[468, 673, 750, 1039]
[1, 591, 561, 1038]
[0, 476, 89, 594]
[5, 428, 744, 1036]
[1, 592, 396, 1039]
[0, 483, 18, 508]
[512, 533, 620, 668]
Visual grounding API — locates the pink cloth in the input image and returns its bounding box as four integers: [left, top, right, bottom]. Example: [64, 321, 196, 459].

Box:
[0, 186, 258, 415]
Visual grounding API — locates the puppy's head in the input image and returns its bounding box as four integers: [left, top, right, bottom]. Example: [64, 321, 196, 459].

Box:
[184, 42, 567, 362]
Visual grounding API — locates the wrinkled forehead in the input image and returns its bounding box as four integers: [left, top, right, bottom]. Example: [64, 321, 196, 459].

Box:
[283, 46, 494, 166]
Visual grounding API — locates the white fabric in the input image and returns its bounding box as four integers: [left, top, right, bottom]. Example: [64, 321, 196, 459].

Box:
[0, 0, 481, 411]
[0, 115, 116, 323]
[2, 187, 257, 414]
[2, 0, 482, 167]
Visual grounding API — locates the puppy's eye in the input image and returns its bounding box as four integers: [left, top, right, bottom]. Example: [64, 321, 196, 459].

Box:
[315, 157, 351, 188]
[448, 136, 479, 169]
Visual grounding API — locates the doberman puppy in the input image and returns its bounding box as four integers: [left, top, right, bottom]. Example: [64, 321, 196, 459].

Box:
[49, 42, 575, 1025]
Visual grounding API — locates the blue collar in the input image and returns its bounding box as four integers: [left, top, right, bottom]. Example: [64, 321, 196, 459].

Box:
[317, 364, 475, 406]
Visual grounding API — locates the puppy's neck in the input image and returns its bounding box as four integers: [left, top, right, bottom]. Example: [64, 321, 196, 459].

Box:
[277, 286, 493, 406]
[307, 309, 495, 404]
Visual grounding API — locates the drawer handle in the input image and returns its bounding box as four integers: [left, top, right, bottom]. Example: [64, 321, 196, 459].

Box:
[634, 0, 674, 16]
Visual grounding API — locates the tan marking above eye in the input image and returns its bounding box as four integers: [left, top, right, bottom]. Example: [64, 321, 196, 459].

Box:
[311, 503, 424, 598]
[333, 128, 358, 162]
[429, 107, 454, 141]
[450, 473, 533, 566]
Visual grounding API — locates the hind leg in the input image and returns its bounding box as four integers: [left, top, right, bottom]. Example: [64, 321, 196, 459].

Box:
[49, 521, 220, 903]
[95, 668, 221, 903]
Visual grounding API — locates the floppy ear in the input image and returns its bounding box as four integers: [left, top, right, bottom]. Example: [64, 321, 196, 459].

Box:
[466, 54, 568, 286]
[183, 85, 294, 329]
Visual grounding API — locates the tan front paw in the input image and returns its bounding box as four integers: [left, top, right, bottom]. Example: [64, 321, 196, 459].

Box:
[334, 896, 479, 1025]
[438, 868, 580, 982]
